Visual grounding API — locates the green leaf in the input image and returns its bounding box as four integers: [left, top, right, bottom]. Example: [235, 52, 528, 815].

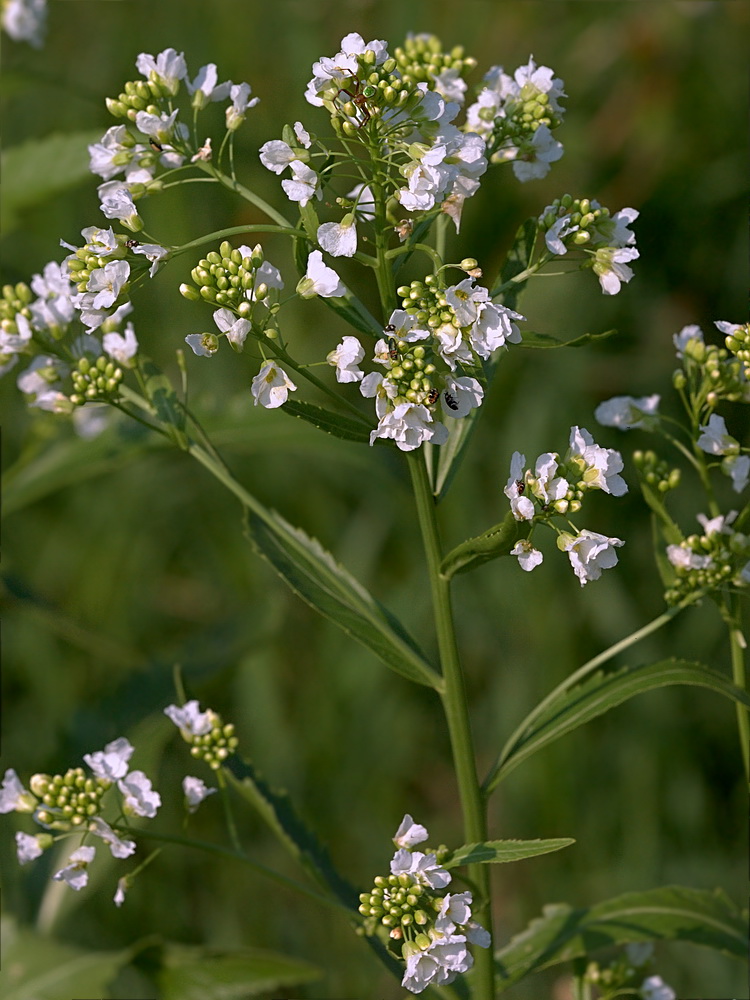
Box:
[444, 838, 575, 868]
[519, 328, 618, 349]
[224, 755, 357, 905]
[494, 885, 747, 991]
[1, 130, 104, 231]
[245, 507, 442, 689]
[491, 217, 539, 308]
[281, 399, 372, 443]
[488, 658, 750, 790]
[0, 916, 128, 1000]
[440, 512, 531, 579]
[141, 360, 188, 448]
[159, 944, 321, 1000]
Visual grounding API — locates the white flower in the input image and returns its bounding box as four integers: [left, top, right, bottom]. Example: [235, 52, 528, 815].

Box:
[305, 33, 389, 107]
[293, 122, 311, 147]
[164, 700, 214, 737]
[595, 395, 661, 430]
[16, 355, 70, 412]
[186, 63, 232, 107]
[1, 769, 35, 813]
[511, 124, 564, 182]
[134, 109, 188, 147]
[2, 0, 46, 46]
[86, 260, 130, 311]
[225, 82, 259, 130]
[530, 452, 569, 505]
[673, 323, 704, 358]
[251, 361, 297, 408]
[213, 307, 251, 350]
[97, 182, 140, 229]
[183, 776, 217, 813]
[469, 300, 524, 357]
[89, 816, 136, 858]
[696, 511, 736, 536]
[390, 848, 451, 889]
[393, 814, 429, 848]
[317, 216, 357, 257]
[136, 48, 187, 95]
[440, 375, 484, 418]
[113, 876, 129, 907]
[103, 322, 138, 366]
[511, 539, 543, 572]
[118, 770, 161, 818]
[724, 454, 750, 493]
[360, 372, 398, 418]
[259, 140, 298, 174]
[666, 544, 713, 571]
[640, 975, 676, 1000]
[592, 206, 639, 248]
[53, 846, 96, 891]
[543, 213, 579, 255]
[370, 403, 449, 452]
[132, 243, 169, 276]
[185, 333, 219, 357]
[697, 414, 739, 456]
[83, 737, 134, 781]
[626, 941, 654, 967]
[568, 426, 627, 496]
[296, 250, 346, 298]
[16, 831, 44, 864]
[281, 160, 320, 207]
[385, 309, 430, 343]
[504, 452, 535, 521]
[326, 336, 364, 383]
[592, 246, 639, 295]
[561, 530, 624, 586]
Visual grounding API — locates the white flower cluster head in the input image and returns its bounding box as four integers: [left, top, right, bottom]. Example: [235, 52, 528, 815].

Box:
[90, 48, 258, 229]
[1, 736, 161, 906]
[539, 196, 639, 295]
[664, 511, 750, 604]
[504, 426, 628, 584]
[164, 698, 239, 769]
[466, 56, 566, 181]
[358, 814, 490, 994]
[1, 0, 46, 47]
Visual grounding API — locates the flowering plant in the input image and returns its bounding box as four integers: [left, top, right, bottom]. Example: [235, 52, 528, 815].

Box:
[1, 10, 747, 999]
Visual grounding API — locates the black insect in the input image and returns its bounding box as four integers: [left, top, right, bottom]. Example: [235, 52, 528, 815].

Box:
[443, 390, 460, 411]
[149, 139, 163, 152]
[125, 239, 140, 249]
[515, 479, 526, 494]
[426, 388, 440, 405]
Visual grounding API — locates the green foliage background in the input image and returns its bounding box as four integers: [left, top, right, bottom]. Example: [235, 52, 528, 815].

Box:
[1, 1, 748, 997]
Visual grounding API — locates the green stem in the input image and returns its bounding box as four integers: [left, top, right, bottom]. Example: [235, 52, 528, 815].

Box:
[407, 451, 494, 1000]
[726, 593, 750, 782]
[193, 160, 294, 229]
[483, 593, 703, 794]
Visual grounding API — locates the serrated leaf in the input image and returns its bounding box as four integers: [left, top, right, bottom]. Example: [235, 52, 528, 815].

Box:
[0, 916, 127, 1000]
[281, 399, 372, 443]
[245, 507, 442, 689]
[519, 328, 617, 349]
[486, 658, 750, 791]
[444, 838, 575, 868]
[1, 129, 104, 231]
[224, 755, 357, 905]
[494, 885, 747, 991]
[440, 512, 530, 579]
[159, 944, 321, 1000]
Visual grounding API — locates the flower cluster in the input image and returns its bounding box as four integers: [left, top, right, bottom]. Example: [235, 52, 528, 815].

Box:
[596, 320, 750, 603]
[465, 56, 566, 180]
[164, 699, 239, 769]
[0, 737, 160, 904]
[504, 426, 627, 584]
[358, 815, 489, 993]
[583, 942, 677, 1000]
[95, 48, 258, 228]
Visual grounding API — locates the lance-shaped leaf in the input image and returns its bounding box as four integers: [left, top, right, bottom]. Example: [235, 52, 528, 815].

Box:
[141, 360, 188, 449]
[224, 755, 357, 906]
[281, 399, 372, 444]
[519, 329, 617, 349]
[441, 512, 531, 579]
[443, 838, 575, 869]
[485, 659, 750, 792]
[494, 885, 747, 991]
[158, 943, 321, 1000]
[490, 217, 540, 307]
[245, 508, 442, 690]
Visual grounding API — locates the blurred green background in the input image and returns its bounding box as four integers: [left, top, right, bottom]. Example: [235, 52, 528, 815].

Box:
[1, 1, 748, 997]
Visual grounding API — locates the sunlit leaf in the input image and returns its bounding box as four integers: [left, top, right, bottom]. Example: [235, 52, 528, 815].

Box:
[444, 838, 575, 868]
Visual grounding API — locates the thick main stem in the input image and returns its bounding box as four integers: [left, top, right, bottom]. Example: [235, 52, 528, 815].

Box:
[407, 452, 494, 1000]
[727, 595, 750, 783]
